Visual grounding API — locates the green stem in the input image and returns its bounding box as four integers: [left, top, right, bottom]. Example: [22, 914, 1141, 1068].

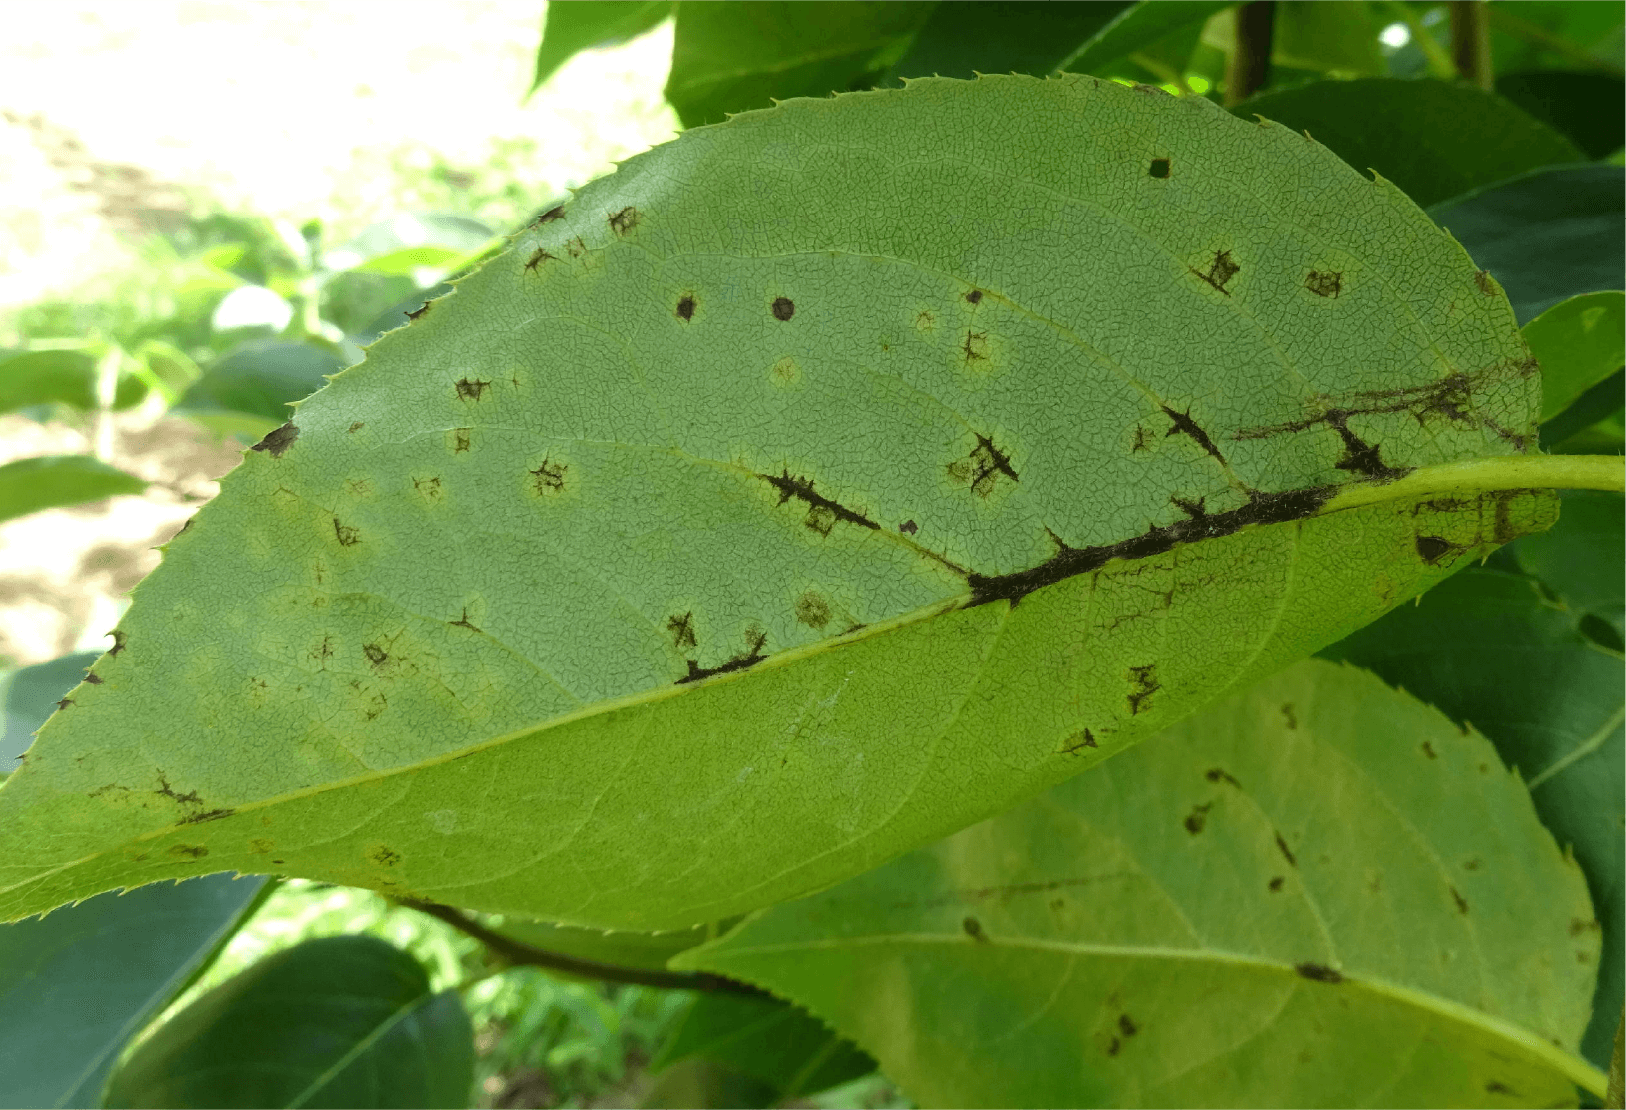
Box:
[1448, 1, 1493, 90]
[1321, 454, 1624, 515]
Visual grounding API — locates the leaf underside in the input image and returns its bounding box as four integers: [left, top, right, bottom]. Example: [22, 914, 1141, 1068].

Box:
[0, 75, 1547, 929]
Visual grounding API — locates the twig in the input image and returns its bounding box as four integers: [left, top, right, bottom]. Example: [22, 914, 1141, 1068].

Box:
[1224, 1, 1275, 107]
[1449, 1, 1493, 90]
[403, 899, 766, 997]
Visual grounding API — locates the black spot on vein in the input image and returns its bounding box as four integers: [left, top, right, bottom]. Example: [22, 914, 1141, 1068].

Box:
[1127, 664, 1159, 715]
[251, 422, 298, 457]
[1295, 962, 1343, 984]
[965, 289, 983, 305]
[1275, 832, 1298, 867]
[1415, 535, 1456, 565]
[608, 206, 639, 235]
[667, 611, 697, 649]
[178, 808, 235, 825]
[898, 519, 918, 535]
[455, 378, 490, 401]
[962, 916, 989, 942]
[762, 470, 879, 535]
[966, 486, 1335, 607]
[537, 205, 565, 224]
[1060, 729, 1098, 755]
[524, 248, 554, 272]
[1190, 249, 1240, 295]
[677, 627, 768, 685]
[1163, 407, 1227, 467]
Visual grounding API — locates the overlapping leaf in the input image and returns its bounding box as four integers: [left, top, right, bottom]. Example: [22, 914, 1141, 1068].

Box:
[0, 75, 1551, 930]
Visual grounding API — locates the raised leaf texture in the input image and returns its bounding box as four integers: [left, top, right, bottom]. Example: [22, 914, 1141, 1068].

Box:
[676, 660, 1603, 1107]
[0, 75, 1549, 929]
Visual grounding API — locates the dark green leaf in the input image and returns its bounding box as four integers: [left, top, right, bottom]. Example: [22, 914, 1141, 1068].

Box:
[1496, 71, 1626, 160]
[0, 456, 146, 524]
[1235, 78, 1583, 208]
[174, 341, 345, 427]
[494, 919, 714, 974]
[1272, 0, 1382, 76]
[1524, 292, 1625, 422]
[349, 283, 454, 348]
[1514, 490, 1625, 641]
[1542, 371, 1624, 455]
[529, 1, 671, 97]
[2, 652, 100, 768]
[885, 1, 1133, 82]
[665, 1, 932, 127]
[1489, 1, 1625, 78]
[1057, 1, 1234, 78]
[104, 935, 475, 1109]
[652, 992, 875, 1102]
[0, 875, 269, 1110]
[1428, 164, 1625, 324]
[1324, 567, 1624, 1069]
[0, 350, 98, 413]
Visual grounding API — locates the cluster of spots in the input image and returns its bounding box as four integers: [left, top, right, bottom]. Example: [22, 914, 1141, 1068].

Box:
[413, 475, 444, 502]
[666, 611, 697, 649]
[1126, 664, 1159, 715]
[1148, 157, 1171, 179]
[251, 422, 299, 458]
[762, 470, 879, 536]
[608, 206, 639, 236]
[1190, 249, 1240, 295]
[1305, 269, 1342, 298]
[947, 434, 1019, 498]
[1182, 802, 1212, 835]
[369, 844, 403, 867]
[794, 591, 832, 629]
[1105, 1013, 1140, 1057]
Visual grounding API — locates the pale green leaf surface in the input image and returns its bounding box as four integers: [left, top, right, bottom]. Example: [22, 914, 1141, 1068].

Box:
[1524, 291, 1626, 423]
[0, 76, 1549, 930]
[0, 456, 147, 524]
[676, 660, 1604, 1108]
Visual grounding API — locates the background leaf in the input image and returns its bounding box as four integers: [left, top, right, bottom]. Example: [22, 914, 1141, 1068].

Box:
[1428, 163, 1626, 324]
[1234, 78, 1584, 208]
[2, 651, 100, 768]
[677, 659, 1604, 1107]
[1494, 70, 1626, 160]
[528, 0, 672, 97]
[1057, 1, 1234, 78]
[103, 934, 475, 1109]
[883, 1, 1133, 83]
[0, 874, 269, 1110]
[0, 456, 147, 524]
[1523, 291, 1626, 423]
[0, 349, 98, 413]
[171, 340, 345, 436]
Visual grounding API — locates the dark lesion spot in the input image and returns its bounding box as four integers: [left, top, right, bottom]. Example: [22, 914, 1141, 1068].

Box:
[1205, 767, 1241, 788]
[168, 844, 209, 859]
[898, 519, 918, 535]
[965, 289, 983, 305]
[676, 294, 695, 321]
[678, 626, 769, 685]
[1130, 425, 1153, 453]
[537, 204, 565, 224]
[1275, 832, 1298, 867]
[667, 611, 697, 649]
[962, 916, 989, 942]
[1422, 740, 1438, 759]
[363, 643, 388, 666]
[947, 433, 1019, 498]
[85, 672, 103, 685]
[178, 808, 235, 825]
[608, 206, 639, 235]
[1190, 249, 1240, 295]
[1126, 664, 1159, 715]
[1415, 535, 1458, 565]
[524, 247, 555, 272]
[455, 378, 490, 401]
[794, 591, 832, 629]
[1183, 802, 1213, 835]
[1118, 1014, 1139, 1037]
[1060, 728, 1098, 755]
[251, 422, 299, 457]
[109, 629, 127, 656]
[566, 236, 587, 258]
[1305, 270, 1342, 297]
[452, 428, 472, 453]
[771, 296, 795, 321]
[1148, 157, 1170, 179]
[1474, 270, 1496, 296]
[369, 845, 403, 866]
[413, 475, 444, 501]
[155, 773, 203, 806]
[1281, 704, 1297, 729]
[1162, 406, 1228, 467]
[1268, 876, 1285, 892]
[530, 458, 568, 496]
[1107, 1037, 1121, 1057]
[762, 470, 879, 535]
[332, 518, 360, 547]
[450, 608, 480, 632]
[56, 697, 73, 710]
[1449, 886, 1469, 914]
[1484, 1081, 1516, 1096]
[1295, 962, 1343, 983]
[961, 329, 989, 363]
[348, 421, 364, 433]
[405, 301, 431, 321]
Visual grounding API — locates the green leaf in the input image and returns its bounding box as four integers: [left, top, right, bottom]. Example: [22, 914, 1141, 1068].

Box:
[323, 215, 494, 273]
[494, 919, 715, 974]
[1234, 78, 1584, 209]
[345, 245, 469, 277]
[1057, 1, 1235, 77]
[675, 659, 1605, 1107]
[1429, 164, 1625, 324]
[1272, 0, 1382, 75]
[0, 875, 268, 1110]
[0, 350, 98, 413]
[1524, 291, 1626, 423]
[1495, 71, 1626, 160]
[2, 652, 100, 769]
[0, 456, 147, 524]
[103, 934, 474, 1109]
[1324, 566, 1624, 1070]
[173, 340, 345, 424]
[529, 0, 671, 97]
[1541, 371, 1625, 454]
[0, 75, 1554, 931]
[884, 1, 1134, 82]
[665, 1, 932, 126]
[652, 992, 875, 1102]
[1514, 490, 1625, 641]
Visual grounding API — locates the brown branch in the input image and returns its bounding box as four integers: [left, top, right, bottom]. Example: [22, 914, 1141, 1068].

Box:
[1449, 1, 1493, 90]
[403, 899, 765, 996]
[1225, 1, 1276, 107]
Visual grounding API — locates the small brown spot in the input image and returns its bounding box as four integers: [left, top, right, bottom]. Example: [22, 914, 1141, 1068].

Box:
[1191, 249, 1240, 295]
[1275, 832, 1298, 867]
[961, 329, 989, 362]
[1127, 664, 1159, 715]
[1061, 728, 1098, 755]
[566, 236, 587, 258]
[965, 289, 983, 304]
[667, 611, 697, 649]
[1183, 802, 1213, 835]
[452, 428, 471, 453]
[530, 458, 567, 495]
[1416, 535, 1457, 565]
[1450, 886, 1469, 914]
[85, 673, 103, 685]
[369, 845, 403, 866]
[1268, 876, 1285, 892]
[1281, 703, 1297, 729]
[332, 519, 360, 547]
[179, 808, 235, 825]
[898, 519, 918, 535]
[1107, 1037, 1121, 1057]
[676, 294, 695, 321]
[56, 697, 73, 710]
[405, 301, 430, 321]
[249, 838, 275, 854]
[1463, 858, 1481, 870]
[1130, 425, 1152, 452]
[1474, 269, 1495, 296]
[1485, 1081, 1515, 1096]
[251, 422, 299, 457]
[1305, 270, 1342, 298]
[168, 844, 209, 860]
[915, 310, 935, 329]
[608, 206, 639, 235]
[524, 247, 554, 272]
[1295, 962, 1342, 983]
[537, 204, 565, 224]
[271, 859, 285, 864]
[1148, 157, 1170, 179]
[1570, 917, 1600, 936]
[794, 591, 831, 629]
[1118, 1014, 1138, 1037]
[348, 422, 364, 433]
[455, 378, 490, 401]
[771, 296, 795, 321]
[962, 916, 989, 942]
[1422, 741, 1437, 759]
[413, 476, 443, 501]
[363, 643, 387, 666]
[1205, 767, 1241, 787]
[109, 631, 128, 656]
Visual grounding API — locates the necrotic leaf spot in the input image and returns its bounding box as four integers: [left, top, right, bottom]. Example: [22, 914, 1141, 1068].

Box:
[676, 294, 695, 321]
[1149, 158, 1170, 178]
[772, 297, 795, 321]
